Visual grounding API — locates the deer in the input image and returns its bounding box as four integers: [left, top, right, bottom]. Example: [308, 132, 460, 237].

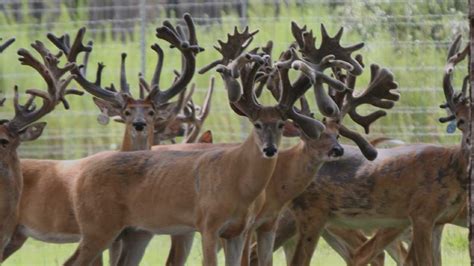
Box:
[0, 36, 82, 261]
[1, 14, 214, 265]
[269, 34, 468, 266]
[56, 20, 346, 265]
[342, 34, 470, 266]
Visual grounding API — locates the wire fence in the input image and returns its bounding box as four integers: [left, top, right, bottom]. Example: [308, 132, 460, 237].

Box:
[0, 0, 469, 159]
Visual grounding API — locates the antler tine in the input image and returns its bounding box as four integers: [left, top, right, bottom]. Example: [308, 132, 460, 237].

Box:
[298, 95, 313, 117]
[0, 97, 6, 107]
[0, 37, 15, 53]
[151, 14, 203, 105]
[8, 85, 52, 132]
[199, 26, 259, 74]
[80, 40, 93, 76]
[48, 28, 123, 107]
[335, 63, 399, 161]
[120, 53, 130, 94]
[198, 76, 215, 121]
[291, 59, 343, 118]
[216, 52, 264, 103]
[150, 43, 164, 89]
[290, 22, 365, 117]
[217, 52, 265, 119]
[182, 77, 215, 143]
[17, 40, 81, 110]
[343, 64, 399, 132]
[441, 35, 469, 114]
[272, 49, 325, 139]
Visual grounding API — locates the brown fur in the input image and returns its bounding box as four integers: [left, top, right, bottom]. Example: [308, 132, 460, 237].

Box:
[61, 106, 292, 266]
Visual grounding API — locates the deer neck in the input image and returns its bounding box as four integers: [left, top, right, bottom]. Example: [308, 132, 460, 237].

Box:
[0, 150, 23, 206]
[267, 141, 324, 207]
[233, 130, 279, 200]
[456, 132, 470, 176]
[121, 125, 155, 151]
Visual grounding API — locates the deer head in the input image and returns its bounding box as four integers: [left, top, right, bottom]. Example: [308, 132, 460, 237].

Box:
[214, 27, 345, 158]
[0, 38, 81, 154]
[439, 34, 469, 133]
[47, 14, 203, 147]
[290, 23, 364, 117]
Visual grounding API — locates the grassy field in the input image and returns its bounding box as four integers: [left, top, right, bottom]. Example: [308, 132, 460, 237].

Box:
[0, 1, 471, 265]
[3, 225, 469, 265]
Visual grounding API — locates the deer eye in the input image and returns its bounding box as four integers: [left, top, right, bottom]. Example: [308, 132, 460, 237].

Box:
[254, 123, 262, 129]
[0, 139, 9, 148]
[457, 119, 465, 127]
[124, 110, 131, 116]
[278, 123, 285, 129]
[148, 111, 155, 116]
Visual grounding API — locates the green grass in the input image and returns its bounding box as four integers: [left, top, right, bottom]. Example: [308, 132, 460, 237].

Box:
[4, 225, 469, 265]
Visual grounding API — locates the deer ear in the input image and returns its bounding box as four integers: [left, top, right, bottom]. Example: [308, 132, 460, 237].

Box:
[19, 122, 47, 142]
[93, 97, 122, 117]
[198, 130, 213, 143]
[282, 121, 301, 137]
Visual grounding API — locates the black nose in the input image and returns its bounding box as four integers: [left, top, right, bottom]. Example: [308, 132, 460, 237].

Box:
[263, 146, 278, 157]
[133, 122, 146, 131]
[330, 146, 344, 157]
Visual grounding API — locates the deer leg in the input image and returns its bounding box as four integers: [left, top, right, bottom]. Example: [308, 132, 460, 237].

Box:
[166, 233, 195, 266]
[2, 226, 27, 261]
[432, 224, 444, 266]
[350, 227, 407, 266]
[241, 232, 253, 266]
[64, 225, 121, 266]
[256, 227, 276, 266]
[224, 233, 246, 266]
[201, 229, 219, 266]
[408, 216, 434, 266]
[321, 228, 352, 264]
[108, 239, 122, 266]
[92, 254, 104, 266]
[282, 238, 296, 266]
[324, 227, 385, 266]
[273, 209, 297, 251]
[384, 240, 408, 266]
[289, 215, 326, 266]
[117, 229, 153, 266]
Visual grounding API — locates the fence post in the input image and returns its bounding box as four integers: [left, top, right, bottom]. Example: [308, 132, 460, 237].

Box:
[238, 0, 249, 140]
[139, 0, 147, 75]
[469, 0, 474, 264]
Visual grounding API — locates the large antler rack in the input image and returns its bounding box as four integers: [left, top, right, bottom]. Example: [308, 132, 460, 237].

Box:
[273, 48, 327, 138]
[439, 34, 470, 123]
[145, 14, 204, 105]
[7, 39, 81, 132]
[199, 26, 258, 74]
[331, 55, 399, 160]
[290, 22, 365, 117]
[215, 40, 328, 139]
[47, 28, 125, 108]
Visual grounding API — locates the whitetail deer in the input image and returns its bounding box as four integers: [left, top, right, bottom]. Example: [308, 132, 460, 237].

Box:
[0, 37, 82, 261]
[270, 35, 468, 266]
[341, 34, 470, 266]
[58, 23, 337, 265]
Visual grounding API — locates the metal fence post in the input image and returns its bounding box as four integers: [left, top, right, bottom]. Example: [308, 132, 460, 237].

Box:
[139, 0, 147, 75]
[469, 1, 474, 264]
